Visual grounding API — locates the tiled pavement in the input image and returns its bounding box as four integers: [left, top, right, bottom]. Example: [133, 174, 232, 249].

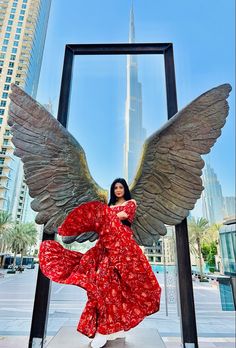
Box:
[0, 333, 235, 348]
[0, 268, 235, 348]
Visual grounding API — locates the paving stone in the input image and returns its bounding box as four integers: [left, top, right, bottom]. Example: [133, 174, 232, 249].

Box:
[45, 327, 166, 348]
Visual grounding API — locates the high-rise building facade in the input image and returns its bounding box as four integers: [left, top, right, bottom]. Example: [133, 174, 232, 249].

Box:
[143, 226, 176, 265]
[219, 219, 236, 310]
[124, 3, 146, 184]
[0, 0, 51, 220]
[202, 162, 225, 224]
[224, 196, 236, 219]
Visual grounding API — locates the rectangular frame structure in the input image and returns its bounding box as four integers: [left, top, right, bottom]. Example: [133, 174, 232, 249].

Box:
[29, 43, 199, 348]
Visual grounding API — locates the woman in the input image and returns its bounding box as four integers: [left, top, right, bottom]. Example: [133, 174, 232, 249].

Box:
[39, 178, 161, 348]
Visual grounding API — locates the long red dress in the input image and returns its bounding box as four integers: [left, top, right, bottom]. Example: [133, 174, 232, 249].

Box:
[39, 200, 161, 338]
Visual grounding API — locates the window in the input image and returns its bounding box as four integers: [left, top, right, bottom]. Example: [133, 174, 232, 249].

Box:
[0, 158, 4, 164]
[23, 0, 27, 2]
[12, 48, 17, 53]
[6, 26, 12, 31]
[13, 41, 18, 47]
[18, 21, 23, 27]
[3, 39, 9, 45]
[5, 33, 10, 38]
[1, 46, 7, 52]
[15, 34, 20, 40]
[0, 60, 3, 66]
[16, 28, 21, 33]
[4, 85, 10, 91]
[0, 100, 6, 106]
[11, 8, 16, 13]
[12, 2, 17, 7]
[15, 81, 20, 86]
[10, 54, 16, 60]
[16, 73, 21, 77]
[2, 93, 8, 99]
[0, 118, 3, 124]
[3, 140, 9, 145]
[9, 14, 14, 19]
[7, 69, 13, 75]
[6, 77, 11, 83]
[8, 20, 13, 25]
[19, 15, 24, 21]
[9, 62, 14, 67]
[20, 10, 25, 14]
[22, 4, 27, 9]
[0, 68, 2, 74]
[0, 110, 4, 116]
[0, 53, 5, 59]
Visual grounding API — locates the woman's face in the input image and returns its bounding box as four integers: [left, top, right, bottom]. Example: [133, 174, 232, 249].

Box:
[114, 182, 125, 199]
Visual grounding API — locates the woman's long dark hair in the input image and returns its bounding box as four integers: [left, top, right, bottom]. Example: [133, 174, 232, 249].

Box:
[108, 178, 132, 227]
[108, 178, 131, 206]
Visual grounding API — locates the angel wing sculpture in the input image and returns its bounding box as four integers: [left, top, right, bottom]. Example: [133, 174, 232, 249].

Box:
[8, 83, 231, 246]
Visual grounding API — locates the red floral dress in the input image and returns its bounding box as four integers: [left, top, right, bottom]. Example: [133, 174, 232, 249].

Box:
[39, 200, 161, 338]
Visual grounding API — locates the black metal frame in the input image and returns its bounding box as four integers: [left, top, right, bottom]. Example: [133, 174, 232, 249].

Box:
[29, 43, 198, 348]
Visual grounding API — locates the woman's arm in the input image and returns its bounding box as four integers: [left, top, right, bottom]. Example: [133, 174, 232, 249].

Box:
[117, 200, 137, 222]
[116, 211, 128, 220]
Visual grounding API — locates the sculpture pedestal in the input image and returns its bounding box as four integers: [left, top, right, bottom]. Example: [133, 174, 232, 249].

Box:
[46, 326, 166, 347]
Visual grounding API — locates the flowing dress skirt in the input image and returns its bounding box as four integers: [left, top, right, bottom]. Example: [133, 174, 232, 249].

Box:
[39, 201, 161, 338]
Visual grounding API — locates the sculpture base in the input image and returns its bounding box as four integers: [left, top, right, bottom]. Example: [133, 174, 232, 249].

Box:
[46, 326, 166, 347]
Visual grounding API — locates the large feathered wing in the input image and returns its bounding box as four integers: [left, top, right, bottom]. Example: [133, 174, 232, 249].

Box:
[8, 84, 108, 239]
[130, 84, 232, 246]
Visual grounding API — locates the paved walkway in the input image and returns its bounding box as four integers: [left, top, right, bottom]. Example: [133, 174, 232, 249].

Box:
[0, 267, 235, 347]
[0, 334, 235, 347]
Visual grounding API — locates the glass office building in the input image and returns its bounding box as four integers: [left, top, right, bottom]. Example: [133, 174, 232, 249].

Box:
[202, 162, 225, 224]
[0, 0, 51, 221]
[124, 3, 146, 184]
[219, 220, 236, 310]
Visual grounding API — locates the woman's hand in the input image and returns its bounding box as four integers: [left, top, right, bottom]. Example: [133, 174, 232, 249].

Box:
[116, 211, 128, 220]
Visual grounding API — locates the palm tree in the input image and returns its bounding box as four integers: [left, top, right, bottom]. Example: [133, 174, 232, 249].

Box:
[0, 211, 12, 253]
[206, 223, 223, 271]
[19, 223, 38, 266]
[188, 217, 209, 280]
[5, 224, 25, 269]
[206, 223, 222, 243]
[5, 222, 38, 269]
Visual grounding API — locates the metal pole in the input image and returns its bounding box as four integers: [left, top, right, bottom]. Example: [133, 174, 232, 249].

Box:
[173, 229, 181, 318]
[164, 44, 199, 348]
[28, 233, 53, 348]
[28, 46, 74, 348]
[57, 46, 74, 126]
[162, 236, 168, 316]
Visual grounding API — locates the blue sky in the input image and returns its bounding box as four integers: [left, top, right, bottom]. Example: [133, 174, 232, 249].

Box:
[37, 0, 235, 209]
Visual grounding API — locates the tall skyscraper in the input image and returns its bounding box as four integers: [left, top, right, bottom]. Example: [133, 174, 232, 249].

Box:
[124, 2, 146, 184]
[202, 162, 225, 224]
[224, 196, 236, 219]
[0, 0, 51, 220]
